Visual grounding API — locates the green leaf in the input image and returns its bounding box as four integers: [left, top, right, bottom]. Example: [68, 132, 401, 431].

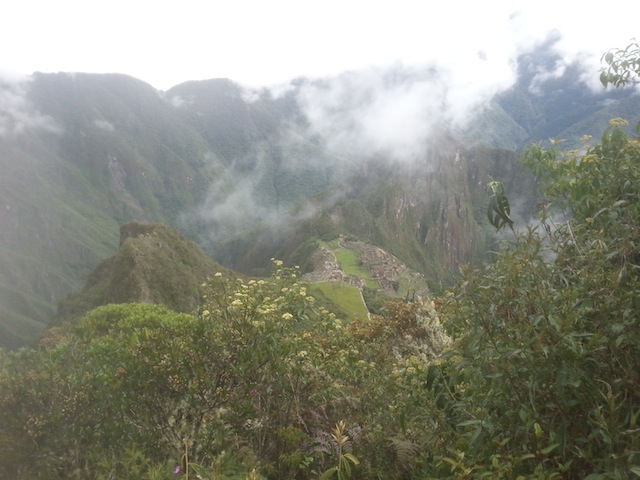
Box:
[343, 453, 360, 465]
[320, 466, 338, 480]
[534, 422, 543, 438]
[485, 178, 514, 232]
[458, 419, 483, 427]
[540, 443, 559, 455]
[519, 453, 536, 461]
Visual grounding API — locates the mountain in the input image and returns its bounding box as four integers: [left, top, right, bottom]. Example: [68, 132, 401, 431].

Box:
[1, 45, 638, 348]
[55, 221, 230, 324]
[0, 73, 225, 348]
[0, 72, 356, 348]
[51, 220, 432, 330]
[164, 78, 352, 245]
[460, 44, 640, 150]
[214, 133, 535, 288]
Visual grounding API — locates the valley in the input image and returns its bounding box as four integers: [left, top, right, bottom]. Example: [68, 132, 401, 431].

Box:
[1, 45, 639, 349]
[1, 38, 639, 480]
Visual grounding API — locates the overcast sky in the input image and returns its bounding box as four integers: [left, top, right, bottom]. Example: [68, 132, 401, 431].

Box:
[2, 0, 638, 90]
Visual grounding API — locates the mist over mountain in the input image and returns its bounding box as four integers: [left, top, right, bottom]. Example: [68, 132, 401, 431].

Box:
[0, 41, 638, 348]
[460, 38, 640, 149]
[165, 78, 352, 246]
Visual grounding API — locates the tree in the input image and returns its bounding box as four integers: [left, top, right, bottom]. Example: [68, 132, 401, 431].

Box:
[0, 304, 200, 478]
[434, 117, 640, 477]
[600, 40, 640, 87]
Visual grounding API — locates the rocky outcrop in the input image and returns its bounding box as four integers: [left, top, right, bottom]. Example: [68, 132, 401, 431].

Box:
[119, 221, 158, 247]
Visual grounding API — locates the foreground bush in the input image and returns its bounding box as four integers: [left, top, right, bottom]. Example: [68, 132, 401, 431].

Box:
[0, 261, 450, 479]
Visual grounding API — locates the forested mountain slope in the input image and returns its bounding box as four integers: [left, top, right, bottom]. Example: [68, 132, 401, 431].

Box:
[1, 45, 637, 347]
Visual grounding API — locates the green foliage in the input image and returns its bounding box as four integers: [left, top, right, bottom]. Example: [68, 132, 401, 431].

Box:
[5, 55, 640, 479]
[0, 259, 453, 479]
[319, 421, 360, 480]
[431, 54, 640, 478]
[360, 286, 389, 315]
[313, 212, 342, 242]
[485, 177, 515, 233]
[601, 40, 640, 87]
[436, 121, 640, 478]
[56, 222, 227, 322]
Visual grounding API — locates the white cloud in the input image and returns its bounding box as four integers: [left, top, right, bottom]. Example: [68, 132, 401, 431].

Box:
[0, 75, 61, 137]
[1, 1, 637, 90]
[294, 57, 518, 163]
[296, 67, 438, 162]
[94, 119, 115, 131]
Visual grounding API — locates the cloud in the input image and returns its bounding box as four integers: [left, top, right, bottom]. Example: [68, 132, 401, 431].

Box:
[187, 146, 277, 245]
[2, 0, 638, 92]
[0, 75, 61, 137]
[185, 134, 349, 246]
[94, 119, 115, 132]
[166, 94, 189, 108]
[197, 174, 262, 237]
[185, 22, 636, 250]
[292, 59, 516, 163]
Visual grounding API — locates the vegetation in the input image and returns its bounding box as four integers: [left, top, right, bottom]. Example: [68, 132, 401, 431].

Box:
[0, 262, 450, 478]
[433, 116, 640, 478]
[310, 282, 369, 320]
[1, 45, 639, 480]
[601, 40, 640, 87]
[4, 111, 638, 477]
[5, 48, 633, 347]
[56, 222, 230, 323]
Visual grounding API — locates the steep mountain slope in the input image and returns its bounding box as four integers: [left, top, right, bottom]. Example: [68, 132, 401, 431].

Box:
[0, 73, 225, 348]
[56, 221, 229, 323]
[0, 73, 351, 348]
[54, 221, 421, 329]
[28, 73, 221, 222]
[165, 79, 353, 245]
[215, 133, 536, 289]
[1, 50, 636, 348]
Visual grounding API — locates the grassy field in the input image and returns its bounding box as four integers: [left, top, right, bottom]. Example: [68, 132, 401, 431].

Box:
[310, 281, 369, 320]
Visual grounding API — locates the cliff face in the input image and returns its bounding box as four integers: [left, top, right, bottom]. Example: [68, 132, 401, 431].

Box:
[326, 141, 536, 286]
[119, 221, 160, 247]
[215, 137, 537, 290]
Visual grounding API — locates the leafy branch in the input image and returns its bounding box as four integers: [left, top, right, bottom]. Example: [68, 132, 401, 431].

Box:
[485, 177, 515, 234]
[320, 421, 360, 480]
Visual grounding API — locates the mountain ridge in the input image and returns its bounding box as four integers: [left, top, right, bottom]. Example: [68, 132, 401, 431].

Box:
[55, 221, 229, 324]
[1, 47, 638, 347]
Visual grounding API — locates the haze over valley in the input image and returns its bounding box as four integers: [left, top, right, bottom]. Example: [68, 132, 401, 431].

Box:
[1, 39, 639, 348]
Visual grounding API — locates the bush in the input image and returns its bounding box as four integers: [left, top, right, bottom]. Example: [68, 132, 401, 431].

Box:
[436, 121, 640, 478]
